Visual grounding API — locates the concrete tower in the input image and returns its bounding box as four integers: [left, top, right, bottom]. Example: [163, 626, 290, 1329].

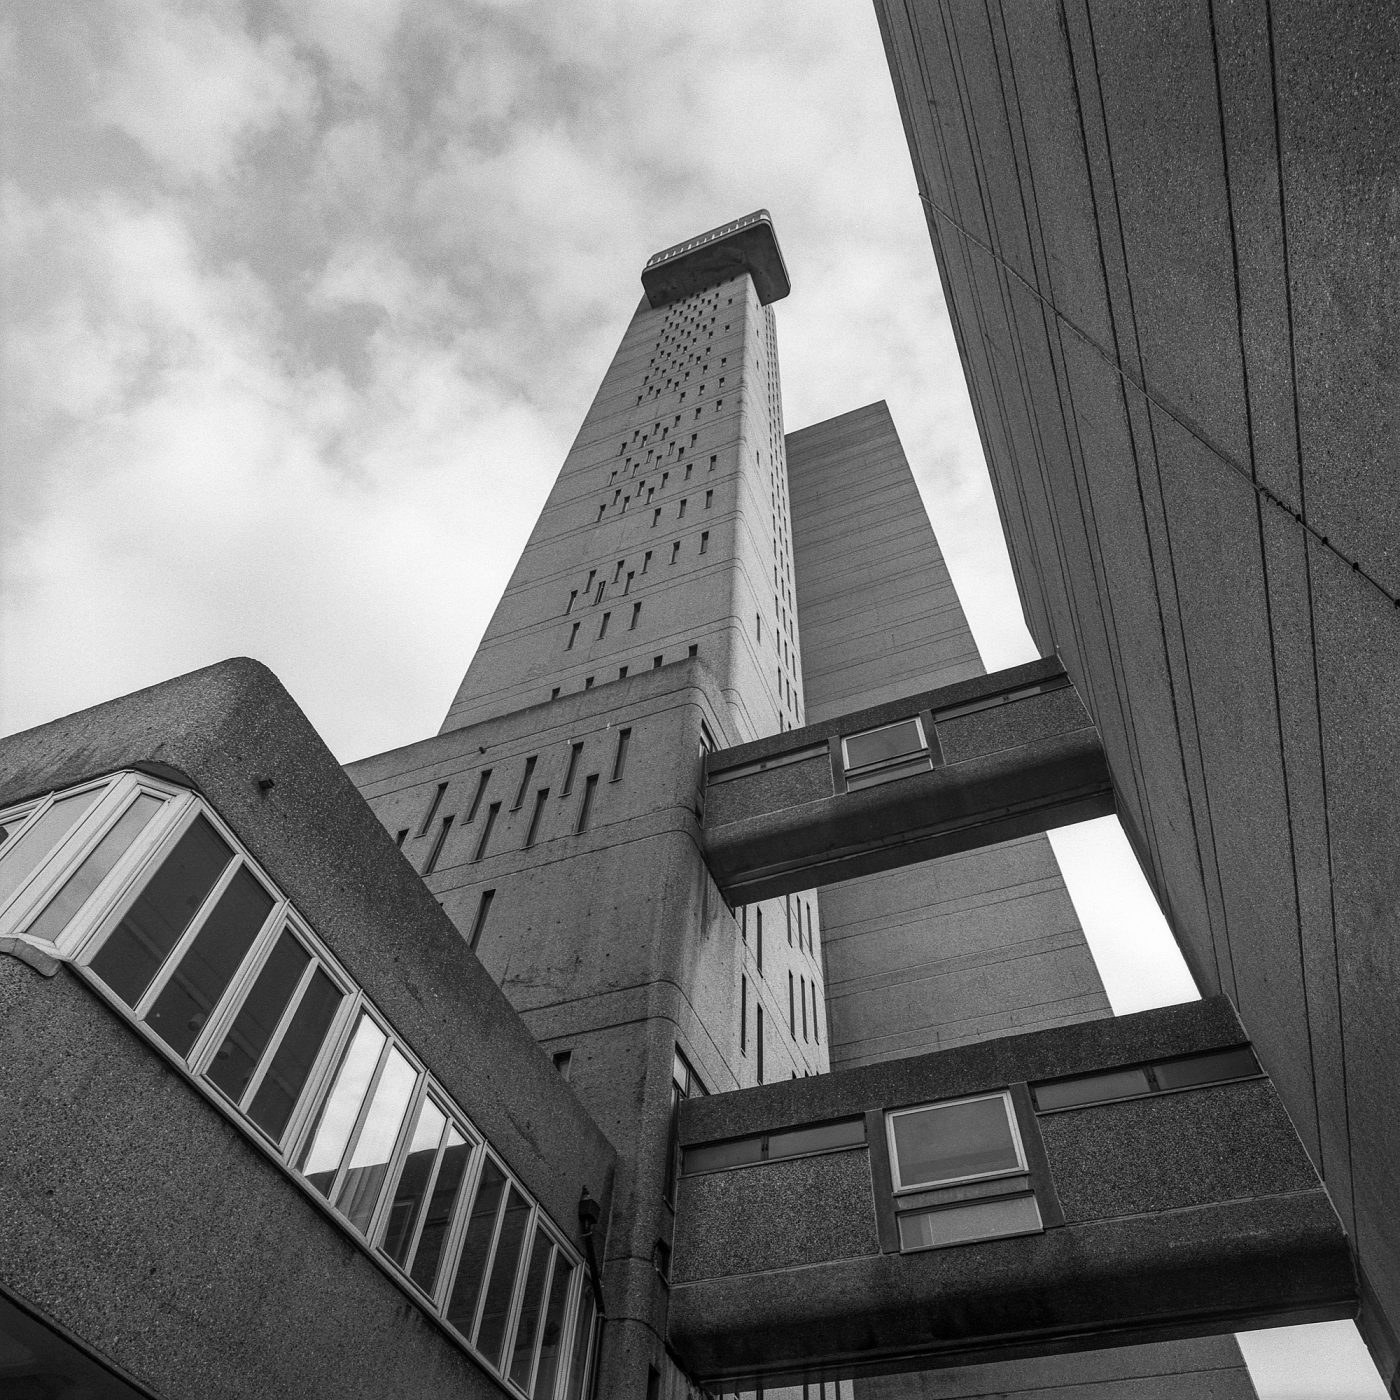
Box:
[348, 212, 827, 1399]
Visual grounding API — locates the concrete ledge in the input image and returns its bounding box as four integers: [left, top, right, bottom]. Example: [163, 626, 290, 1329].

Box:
[641, 210, 791, 307]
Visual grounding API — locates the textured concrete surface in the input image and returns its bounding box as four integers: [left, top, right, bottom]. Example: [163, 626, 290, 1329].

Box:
[874, 0, 1399, 1385]
[786, 403, 1113, 1068]
[0, 659, 615, 1399]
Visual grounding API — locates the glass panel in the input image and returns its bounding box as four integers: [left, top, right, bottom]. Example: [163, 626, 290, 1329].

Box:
[0, 789, 102, 909]
[144, 864, 275, 1057]
[334, 1045, 418, 1233]
[844, 719, 924, 770]
[1032, 1067, 1152, 1111]
[1153, 1046, 1259, 1090]
[86, 812, 229, 1003]
[767, 1119, 866, 1159]
[207, 928, 309, 1103]
[509, 1229, 554, 1388]
[446, 1158, 507, 1338]
[533, 1254, 573, 1400]
[844, 754, 934, 792]
[25, 794, 167, 947]
[897, 1193, 1042, 1251]
[476, 1186, 531, 1366]
[247, 968, 343, 1140]
[890, 1095, 1022, 1189]
[683, 1137, 763, 1174]
[382, 1100, 447, 1268]
[410, 1127, 472, 1295]
[298, 1014, 386, 1192]
[563, 1289, 595, 1400]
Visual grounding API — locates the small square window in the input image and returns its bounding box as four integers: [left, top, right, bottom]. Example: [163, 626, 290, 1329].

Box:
[887, 1091, 1025, 1192]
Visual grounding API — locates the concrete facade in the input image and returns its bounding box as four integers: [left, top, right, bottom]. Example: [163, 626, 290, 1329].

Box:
[787, 404, 1111, 1066]
[874, 1, 1399, 1389]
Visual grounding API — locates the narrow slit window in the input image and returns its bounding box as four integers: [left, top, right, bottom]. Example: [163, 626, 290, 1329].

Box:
[565, 590, 577, 615]
[472, 804, 501, 862]
[565, 622, 579, 651]
[687, 643, 698, 658]
[756, 1006, 764, 1084]
[629, 602, 641, 630]
[598, 612, 611, 640]
[740, 974, 748, 1054]
[618, 666, 627, 679]
[468, 889, 494, 950]
[756, 908, 763, 972]
[652, 508, 661, 527]
[624, 571, 634, 595]
[395, 829, 408, 847]
[583, 676, 594, 690]
[699, 531, 709, 555]
[801, 976, 808, 1040]
[418, 783, 448, 838]
[423, 815, 454, 874]
[525, 789, 549, 848]
[642, 551, 652, 574]
[575, 775, 599, 833]
[678, 499, 687, 519]
[670, 541, 680, 564]
[788, 971, 795, 1037]
[611, 728, 631, 782]
[705, 490, 713, 509]
[562, 742, 584, 796]
[466, 770, 491, 823]
[812, 981, 820, 1043]
[512, 757, 537, 810]
[594, 582, 605, 604]
[653, 655, 663, 669]
[552, 1050, 572, 1079]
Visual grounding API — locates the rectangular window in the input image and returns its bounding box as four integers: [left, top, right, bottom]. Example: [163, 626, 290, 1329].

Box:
[552, 1050, 572, 1080]
[788, 971, 795, 1037]
[472, 804, 500, 862]
[583, 676, 594, 690]
[642, 551, 652, 574]
[898, 1194, 1042, 1253]
[395, 829, 408, 847]
[678, 499, 687, 519]
[595, 504, 606, 522]
[512, 757, 537, 810]
[594, 582, 605, 605]
[629, 602, 641, 630]
[756, 908, 763, 973]
[842, 717, 932, 790]
[785, 894, 792, 945]
[565, 590, 577, 615]
[465, 770, 491, 823]
[801, 975, 808, 1040]
[611, 728, 631, 782]
[613, 560, 624, 582]
[699, 531, 708, 555]
[423, 815, 454, 875]
[887, 1091, 1026, 1192]
[624, 572, 634, 595]
[550, 687, 560, 701]
[670, 541, 680, 564]
[812, 981, 820, 1043]
[418, 783, 448, 838]
[565, 621, 579, 651]
[705, 490, 713, 509]
[740, 905, 747, 943]
[756, 1006, 764, 1084]
[575, 775, 599, 833]
[740, 975, 748, 1054]
[468, 889, 494, 950]
[561, 742, 584, 796]
[598, 612, 610, 640]
[687, 643, 698, 658]
[653, 655, 663, 669]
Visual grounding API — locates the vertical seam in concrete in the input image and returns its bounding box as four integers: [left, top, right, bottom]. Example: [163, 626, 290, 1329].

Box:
[992, 0, 1171, 910]
[1080, 0, 1239, 1002]
[1263, 0, 1354, 1236]
[1206, 0, 1324, 1170]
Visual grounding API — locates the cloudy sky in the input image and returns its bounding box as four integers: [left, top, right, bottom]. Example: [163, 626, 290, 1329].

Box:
[0, 3, 1382, 1394]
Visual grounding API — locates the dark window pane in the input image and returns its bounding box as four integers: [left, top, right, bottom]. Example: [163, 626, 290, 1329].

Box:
[1032, 1067, 1152, 1111]
[844, 719, 924, 770]
[410, 1127, 472, 1295]
[0, 789, 102, 909]
[477, 1186, 531, 1366]
[891, 1096, 1021, 1189]
[382, 1100, 447, 1268]
[683, 1137, 763, 1174]
[563, 1289, 596, 1400]
[767, 1118, 867, 1160]
[144, 864, 275, 1057]
[87, 814, 231, 1005]
[509, 1228, 554, 1388]
[247, 969, 343, 1142]
[206, 928, 309, 1104]
[446, 1158, 507, 1339]
[1153, 1046, 1259, 1090]
[532, 1254, 574, 1399]
[297, 1013, 385, 1190]
[897, 1193, 1042, 1251]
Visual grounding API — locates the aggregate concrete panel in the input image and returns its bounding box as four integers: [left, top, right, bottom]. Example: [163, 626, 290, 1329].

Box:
[0, 959, 522, 1400]
[673, 1150, 879, 1283]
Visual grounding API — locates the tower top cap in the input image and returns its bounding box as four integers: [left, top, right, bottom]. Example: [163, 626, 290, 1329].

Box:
[641, 210, 790, 309]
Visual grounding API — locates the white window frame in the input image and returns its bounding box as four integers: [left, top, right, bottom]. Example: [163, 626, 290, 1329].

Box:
[885, 1090, 1028, 1194]
[840, 716, 932, 785]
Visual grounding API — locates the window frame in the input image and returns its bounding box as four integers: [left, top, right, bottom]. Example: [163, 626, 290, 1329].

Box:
[885, 1089, 1028, 1194]
[840, 716, 934, 791]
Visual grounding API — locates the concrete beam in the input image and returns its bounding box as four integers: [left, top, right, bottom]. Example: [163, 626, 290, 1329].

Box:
[669, 1000, 1356, 1390]
[702, 659, 1114, 903]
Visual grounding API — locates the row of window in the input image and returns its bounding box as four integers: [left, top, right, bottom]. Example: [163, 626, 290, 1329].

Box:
[595, 485, 716, 526]
[547, 644, 702, 704]
[402, 732, 634, 874]
[0, 773, 597, 1399]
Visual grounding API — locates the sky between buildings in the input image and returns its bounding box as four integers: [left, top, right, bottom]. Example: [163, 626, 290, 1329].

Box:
[0, 3, 1383, 1394]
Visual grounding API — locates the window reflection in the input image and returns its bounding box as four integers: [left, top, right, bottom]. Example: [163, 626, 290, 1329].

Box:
[0, 789, 103, 910]
[508, 1229, 554, 1389]
[477, 1186, 531, 1366]
[447, 1158, 508, 1338]
[207, 928, 309, 1103]
[383, 1100, 447, 1268]
[245, 968, 341, 1140]
[300, 1014, 386, 1194]
[409, 1128, 471, 1295]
